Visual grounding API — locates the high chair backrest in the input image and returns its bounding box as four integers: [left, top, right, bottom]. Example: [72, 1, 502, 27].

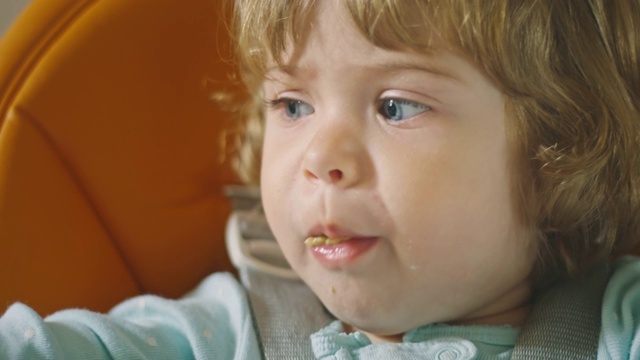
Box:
[0, 0, 238, 316]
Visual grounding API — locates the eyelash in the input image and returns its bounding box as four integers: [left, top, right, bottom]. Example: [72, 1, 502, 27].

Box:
[266, 96, 431, 122]
[266, 97, 315, 120]
[377, 98, 431, 122]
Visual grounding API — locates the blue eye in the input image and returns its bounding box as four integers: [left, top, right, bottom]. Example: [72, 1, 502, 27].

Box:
[378, 98, 429, 121]
[269, 98, 315, 119]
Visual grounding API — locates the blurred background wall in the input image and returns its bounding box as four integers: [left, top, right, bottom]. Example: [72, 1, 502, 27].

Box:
[1, 0, 30, 37]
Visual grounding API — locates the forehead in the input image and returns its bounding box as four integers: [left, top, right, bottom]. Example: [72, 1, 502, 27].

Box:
[267, 1, 455, 78]
[252, 0, 466, 79]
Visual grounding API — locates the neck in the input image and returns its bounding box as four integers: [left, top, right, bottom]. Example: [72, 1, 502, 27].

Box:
[345, 295, 532, 344]
[343, 323, 404, 344]
[450, 302, 532, 327]
[452, 282, 534, 327]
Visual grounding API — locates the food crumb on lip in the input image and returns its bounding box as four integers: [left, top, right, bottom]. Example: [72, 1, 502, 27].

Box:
[304, 235, 349, 247]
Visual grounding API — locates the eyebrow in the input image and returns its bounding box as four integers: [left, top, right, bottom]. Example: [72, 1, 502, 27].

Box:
[266, 59, 461, 83]
[368, 60, 461, 82]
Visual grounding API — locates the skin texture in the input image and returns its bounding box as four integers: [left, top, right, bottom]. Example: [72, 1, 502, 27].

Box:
[260, 0, 536, 343]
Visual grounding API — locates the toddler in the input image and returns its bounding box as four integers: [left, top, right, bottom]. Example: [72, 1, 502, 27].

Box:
[1, 0, 640, 359]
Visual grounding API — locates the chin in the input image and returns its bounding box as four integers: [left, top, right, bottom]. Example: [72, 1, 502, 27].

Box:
[324, 298, 416, 337]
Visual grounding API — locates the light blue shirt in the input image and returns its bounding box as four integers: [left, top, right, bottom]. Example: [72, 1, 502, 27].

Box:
[0, 273, 261, 359]
[598, 257, 640, 359]
[1, 257, 639, 359]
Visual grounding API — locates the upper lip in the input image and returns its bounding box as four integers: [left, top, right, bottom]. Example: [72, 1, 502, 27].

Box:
[307, 223, 371, 239]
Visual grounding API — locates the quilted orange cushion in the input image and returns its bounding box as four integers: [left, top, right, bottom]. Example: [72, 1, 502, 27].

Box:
[0, 0, 238, 315]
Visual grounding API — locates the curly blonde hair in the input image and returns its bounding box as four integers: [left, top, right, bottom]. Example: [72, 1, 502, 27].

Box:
[229, 0, 640, 283]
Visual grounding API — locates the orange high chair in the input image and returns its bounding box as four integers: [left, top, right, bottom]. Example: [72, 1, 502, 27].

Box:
[0, 0, 239, 316]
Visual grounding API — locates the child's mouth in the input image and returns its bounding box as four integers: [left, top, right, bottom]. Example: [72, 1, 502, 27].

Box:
[304, 235, 350, 247]
[305, 235, 379, 267]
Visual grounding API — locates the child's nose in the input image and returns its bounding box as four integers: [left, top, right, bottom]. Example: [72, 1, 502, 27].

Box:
[302, 126, 365, 188]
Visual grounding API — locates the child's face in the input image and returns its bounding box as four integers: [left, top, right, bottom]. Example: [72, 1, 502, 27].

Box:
[260, 1, 536, 339]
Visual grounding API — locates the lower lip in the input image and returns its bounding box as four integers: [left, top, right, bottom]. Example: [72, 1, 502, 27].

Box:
[309, 238, 378, 267]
